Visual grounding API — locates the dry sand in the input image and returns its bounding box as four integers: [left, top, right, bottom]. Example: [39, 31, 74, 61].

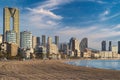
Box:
[0, 60, 119, 80]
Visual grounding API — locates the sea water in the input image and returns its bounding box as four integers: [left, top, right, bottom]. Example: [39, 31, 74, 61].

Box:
[67, 60, 120, 70]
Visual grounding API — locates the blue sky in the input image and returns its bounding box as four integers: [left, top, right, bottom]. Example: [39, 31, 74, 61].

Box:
[0, 0, 120, 49]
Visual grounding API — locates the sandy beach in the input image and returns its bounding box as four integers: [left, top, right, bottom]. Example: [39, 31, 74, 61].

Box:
[0, 60, 119, 80]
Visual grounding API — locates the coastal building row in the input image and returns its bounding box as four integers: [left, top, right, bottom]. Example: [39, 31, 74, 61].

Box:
[1, 7, 89, 59]
[60, 37, 88, 58]
[0, 7, 61, 59]
[101, 40, 120, 54]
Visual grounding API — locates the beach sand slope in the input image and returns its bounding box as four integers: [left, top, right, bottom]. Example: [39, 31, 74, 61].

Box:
[0, 60, 119, 80]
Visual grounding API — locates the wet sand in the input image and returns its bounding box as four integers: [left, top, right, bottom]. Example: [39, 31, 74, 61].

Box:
[0, 60, 120, 80]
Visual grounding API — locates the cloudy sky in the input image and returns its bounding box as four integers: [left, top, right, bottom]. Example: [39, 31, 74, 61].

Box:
[0, 0, 120, 50]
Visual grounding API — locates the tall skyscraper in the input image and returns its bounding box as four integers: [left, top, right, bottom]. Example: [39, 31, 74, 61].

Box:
[60, 43, 69, 55]
[69, 37, 80, 57]
[55, 36, 59, 47]
[42, 35, 46, 47]
[118, 41, 120, 53]
[69, 37, 76, 51]
[108, 41, 112, 51]
[32, 36, 40, 49]
[6, 30, 16, 43]
[32, 36, 37, 49]
[47, 37, 52, 45]
[101, 40, 106, 51]
[80, 38, 88, 53]
[0, 34, 2, 44]
[3, 7, 19, 45]
[47, 37, 58, 58]
[20, 31, 32, 49]
[37, 37, 40, 46]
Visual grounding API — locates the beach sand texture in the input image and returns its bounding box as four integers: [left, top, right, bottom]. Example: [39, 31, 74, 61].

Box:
[0, 60, 119, 80]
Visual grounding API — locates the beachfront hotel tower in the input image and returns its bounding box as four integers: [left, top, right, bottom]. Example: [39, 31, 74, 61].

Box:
[3, 7, 19, 45]
[101, 40, 106, 51]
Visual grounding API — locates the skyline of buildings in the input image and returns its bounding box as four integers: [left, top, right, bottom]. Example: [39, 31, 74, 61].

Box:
[0, 7, 120, 52]
[0, 1, 120, 51]
[101, 40, 120, 55]
[0, 0, 120, 60]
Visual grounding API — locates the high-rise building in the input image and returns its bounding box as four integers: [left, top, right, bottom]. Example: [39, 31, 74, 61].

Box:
[32, 36, 40, 49]
[69, 37, 76, 51]
[101, 40, 106, 51]
[112, 45, 118, 53]
[60, 43, 69, 55]
[118, 41, 120, 54]
[3, 7, 19, 45]
[69, 37, 80, 57]
[55, 36, 59, 47]
[42, 35, 46, 47]
[32, 36, 37, 49]
[47, 37, 59, 59]
[47, 37, 52, 45]
[37, 37, 40, 46]
[20, 31, 32, 49]
[0, 35, 2, 44]
[6, 30, 16, 43]
[80, 38, 88, 53]
[108, 41, 112, 51]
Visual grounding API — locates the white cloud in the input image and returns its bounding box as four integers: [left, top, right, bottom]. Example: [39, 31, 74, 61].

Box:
[26, 8, 62, 20]
[46, 21, 59, 25]
[103, 10, 109, 16]
[99, 10, 110, 21]
[38, 0, 73, 10]
[56, 26, 97, 36]
[113, 24, 120, 29]
[21, 0, 72, 30]
[25, 0, 72, 20]
[99, 10, 120, 21]
[96, 0, 107, 4]
[80, 0, 107, 4]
